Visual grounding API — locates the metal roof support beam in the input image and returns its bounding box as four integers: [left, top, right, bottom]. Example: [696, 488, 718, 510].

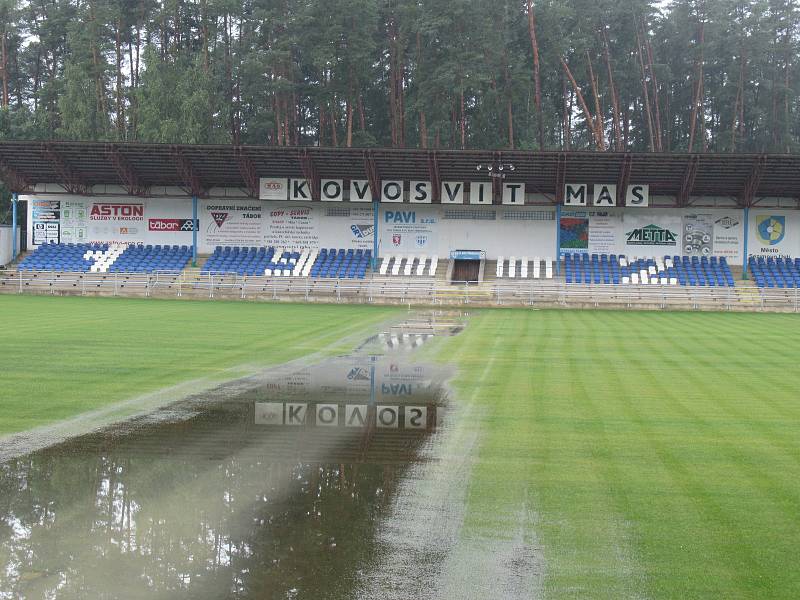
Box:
[617, 154, 633, 205]
[235, 147, 259, 198]
[678, 155, 700, 207]
[105, 145, 149, 197]
[0, 158, 32, 193]
[427, 151, 442, 202]
[555, 152, 567, 204]
[739, 155, 767, 208]
[363, 151, 380, 201]
[299, 150, 320, 201]
[42, 144, 90, 195]
[491, 152, 504, 204]
[171, 147, 206, 197]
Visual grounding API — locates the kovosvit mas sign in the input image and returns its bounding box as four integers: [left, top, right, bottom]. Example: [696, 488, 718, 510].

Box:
[260, 177, 526, 204]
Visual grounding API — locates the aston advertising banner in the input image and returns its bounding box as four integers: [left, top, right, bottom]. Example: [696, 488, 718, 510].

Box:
[28, 197, 194, 247]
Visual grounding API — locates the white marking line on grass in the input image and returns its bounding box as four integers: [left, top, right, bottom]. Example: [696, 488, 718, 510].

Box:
[355, 334, 545, 600]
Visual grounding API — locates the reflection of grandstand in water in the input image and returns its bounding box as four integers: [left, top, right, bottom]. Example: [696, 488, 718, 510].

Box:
[0, 355, 451, 599]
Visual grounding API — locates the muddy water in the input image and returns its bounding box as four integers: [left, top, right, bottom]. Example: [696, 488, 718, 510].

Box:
[0, 316, 460, 600]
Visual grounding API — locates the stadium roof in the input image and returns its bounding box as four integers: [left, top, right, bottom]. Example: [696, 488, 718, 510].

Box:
[0, 140, 798, 207]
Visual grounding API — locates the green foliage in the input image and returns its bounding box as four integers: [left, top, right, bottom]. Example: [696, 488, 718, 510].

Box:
[0, 0, 797, 151]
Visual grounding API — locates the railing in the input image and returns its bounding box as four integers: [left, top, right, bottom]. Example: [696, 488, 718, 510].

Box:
[1, 269, 799, 311]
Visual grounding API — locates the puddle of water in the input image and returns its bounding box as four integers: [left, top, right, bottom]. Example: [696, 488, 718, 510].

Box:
[0, 317, 459, 600]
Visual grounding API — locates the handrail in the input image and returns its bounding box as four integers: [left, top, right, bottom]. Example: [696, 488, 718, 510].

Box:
[2, 269, 798, 311]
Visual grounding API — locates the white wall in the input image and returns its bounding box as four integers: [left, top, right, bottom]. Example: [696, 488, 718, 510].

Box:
[0, 226, 20, 266]
[22, 193, 800, 264]
[379, 204, 556, 259]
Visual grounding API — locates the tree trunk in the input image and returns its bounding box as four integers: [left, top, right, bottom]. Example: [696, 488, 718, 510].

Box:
[1, 29, 9, 108]
[358, 94, 366, 131]
[346, 98, 353, 147]
[688, 18, 705, 153]
[560, 57, 601, 149]
[586, 51, 605, 150]
[562, 72, 570, 150]
[601, 29, 622, 151]
[643, 22, 663, 150]
[731, 48, 746, 151]
[635, 29, 655, 152]
[526, 0, 544, 149]
[115, 18, 125, 139]
[460, 86, 466, 149]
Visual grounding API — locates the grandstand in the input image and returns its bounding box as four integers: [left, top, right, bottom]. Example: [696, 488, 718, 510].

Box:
[1, 141, 800, 310]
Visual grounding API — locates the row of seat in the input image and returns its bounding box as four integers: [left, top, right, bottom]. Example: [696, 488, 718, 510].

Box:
[109, 245, 192, 273]
[309, 248, 371, 279]
[18, 243, 192, 274]
[564, 254, 735, 287]
[497, 257, 554, 279]
[379, 255, 439, 277]
[748, 257, 800, 288]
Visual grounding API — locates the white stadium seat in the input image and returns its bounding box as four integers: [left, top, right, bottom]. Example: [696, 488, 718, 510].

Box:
[520, 257, 528, 278]
[509, 257, 516, 278]
[429, 256, 438, 276]
[416, 256, 427, 276]
[496, 256, 504, 278]
[545, 258, 553, 279]
[404, 255, 414, 276]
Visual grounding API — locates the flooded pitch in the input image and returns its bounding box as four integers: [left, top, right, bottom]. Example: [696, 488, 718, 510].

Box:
[0, 314, 465, 599]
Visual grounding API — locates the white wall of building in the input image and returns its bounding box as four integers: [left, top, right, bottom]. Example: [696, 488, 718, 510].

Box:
[0, 226, 20, 266]
[19, 192, 800, 263]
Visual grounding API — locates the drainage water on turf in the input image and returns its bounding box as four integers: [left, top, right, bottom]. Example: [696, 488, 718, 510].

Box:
[0, 315, 462, 600]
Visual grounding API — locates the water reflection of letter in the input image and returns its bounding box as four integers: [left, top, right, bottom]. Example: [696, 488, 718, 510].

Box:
[255, 402, 284, 425]
[316, 404, 339, 427]
[346, 404, 368, 427]
[285, 403, 307, 425]
[376, 406, 400, 429]
[405, 406, 427, 430]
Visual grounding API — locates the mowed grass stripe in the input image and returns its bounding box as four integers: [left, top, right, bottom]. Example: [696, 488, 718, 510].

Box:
[587, 314, 778, 596]
[430, 309, 800, 599]
[0, 295, 399, 434]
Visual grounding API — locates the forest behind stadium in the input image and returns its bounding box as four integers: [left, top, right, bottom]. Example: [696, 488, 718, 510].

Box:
[0, 0, 797, 155]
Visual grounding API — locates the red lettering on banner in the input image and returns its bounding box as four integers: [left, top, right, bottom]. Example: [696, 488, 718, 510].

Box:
[90, 204, 145, 220]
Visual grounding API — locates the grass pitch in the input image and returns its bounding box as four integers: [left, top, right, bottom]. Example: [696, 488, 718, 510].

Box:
[0, 295, 399, 434]
[2, 297, 799, 598]
[428, 310, 800, 599]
